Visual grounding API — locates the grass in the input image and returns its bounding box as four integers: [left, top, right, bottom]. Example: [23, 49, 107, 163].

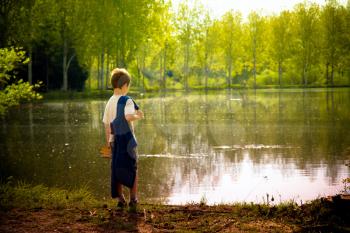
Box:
[1, 181, 350, 232]
[0, 180, 101, 211]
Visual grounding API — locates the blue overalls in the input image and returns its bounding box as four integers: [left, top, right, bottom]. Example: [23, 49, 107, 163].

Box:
[110, 95, 139, 198]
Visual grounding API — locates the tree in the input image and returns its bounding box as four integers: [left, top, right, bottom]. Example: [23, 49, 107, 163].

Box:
[220, 11, 242, 88]
[2, 0, 350, 91]
[294, 3, 321, 86]
[246, 12, 266, 88]
[175, 1, 202, 90]
[55, 0, 93, 91]
[0, 0, 24, 47]
[194, 12, 218, 89]
[0, 47, 42, 115]
[269, 11, 293, 87]
[148, 1, 173, 90]
[321, 0, 344, 86]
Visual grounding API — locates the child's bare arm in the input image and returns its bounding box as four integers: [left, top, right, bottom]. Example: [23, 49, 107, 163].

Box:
[104, 123, 111, 146]
[125, 110, 144, 122]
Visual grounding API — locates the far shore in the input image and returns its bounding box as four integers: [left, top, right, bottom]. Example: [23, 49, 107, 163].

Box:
[39, 85, 350, 101]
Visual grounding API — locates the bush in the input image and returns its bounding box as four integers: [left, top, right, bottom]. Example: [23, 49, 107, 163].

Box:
[0, 47, 42, 116]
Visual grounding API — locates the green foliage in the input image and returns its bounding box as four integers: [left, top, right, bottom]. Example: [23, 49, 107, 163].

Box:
[0, 80, 42, 115]
[2, 0, 350, 90]
[0, 47, 29, 83]
[0, 47, 42, 116]
[255, 70, 279, 86]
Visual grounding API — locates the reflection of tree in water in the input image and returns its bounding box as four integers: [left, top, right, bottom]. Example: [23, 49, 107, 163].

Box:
[0, 102, 112, 197]
[136, 95, 173, 201]
[136, 94, 226, 201]
[285, 90, 350, 182]
[167, 91, 347, 183]
[277, 91, 287, 147]
[324, 90, 350, 184]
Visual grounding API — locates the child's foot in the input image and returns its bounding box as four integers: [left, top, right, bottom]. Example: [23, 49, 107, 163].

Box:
[116, 199, 126, 209]
[128, 198, 138, 212]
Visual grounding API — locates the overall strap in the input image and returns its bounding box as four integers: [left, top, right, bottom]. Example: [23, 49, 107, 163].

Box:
[132, 98, 140, 111]
[111, 96, 126, 135]
[112, 96, 130, 137]
[116, 95, 139, 119]
[116, 95, 128, 119]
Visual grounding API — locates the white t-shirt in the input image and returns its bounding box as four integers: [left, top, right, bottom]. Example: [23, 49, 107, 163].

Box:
[103, 94, 136, 142]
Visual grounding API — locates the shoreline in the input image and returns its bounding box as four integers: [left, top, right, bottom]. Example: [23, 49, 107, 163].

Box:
[39, 86, 350, 101]
[1, 182, 349, 232]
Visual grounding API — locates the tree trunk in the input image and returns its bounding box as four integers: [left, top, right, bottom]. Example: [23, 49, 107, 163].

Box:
[46, 58, 49, 91]
[330, 63, 334, 86]
[278, 61, 282, 87]
[205, 65, 208, 90]
[302, 56, 308, 87]
[253, 56, 256, 88]
[62, 37, 68, 91]
[142, 52, 146, 91]
[136, 57, 141, 89]
[142, 70, 145, 91]
[115, 46, 119, 68]
[89, 68, 91, 90]
[325, 63, 329, 85]
[159, 53, 162, 89]
[28, 49, 33, 85]
[252, 35, 257, 89]
[228, 62, 232, 88]
[204, 51, 208, 89]
[100, 50, 104, 90]
[105, 50, 109, 90]
[163, 44, 167, 90]
[304, 63, 308, 86]
[97, 54, 100, 89]
[252, 48, 256, 88]
[184, 42, 190, 91]
[63, 54, 75, 91]
[204, 29, 209, 90]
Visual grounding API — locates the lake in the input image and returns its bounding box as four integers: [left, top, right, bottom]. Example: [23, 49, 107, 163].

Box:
[1, 88, 349, 205]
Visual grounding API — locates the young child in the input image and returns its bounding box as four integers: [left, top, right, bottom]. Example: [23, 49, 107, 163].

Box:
[102, 68, 144, 208]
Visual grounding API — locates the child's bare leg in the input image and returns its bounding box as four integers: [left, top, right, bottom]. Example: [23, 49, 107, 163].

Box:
[116, 183, 125, 202]
[130, 174, 138, 201]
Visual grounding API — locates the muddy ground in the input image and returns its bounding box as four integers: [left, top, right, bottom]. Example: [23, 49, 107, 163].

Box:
[1, 200, 349, 233]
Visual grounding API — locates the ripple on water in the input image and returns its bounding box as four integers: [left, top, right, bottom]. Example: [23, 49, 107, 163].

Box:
[139, 153, 209, 159]
[212, 144, 298, 150]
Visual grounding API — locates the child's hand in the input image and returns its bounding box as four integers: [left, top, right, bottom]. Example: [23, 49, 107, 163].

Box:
[136, 110, 144, 119]
[126, 110, 144, 122]
[100, 145, 112, 158]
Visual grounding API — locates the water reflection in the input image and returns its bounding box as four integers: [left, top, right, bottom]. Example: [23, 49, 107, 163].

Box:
[0, 89, 349, 204]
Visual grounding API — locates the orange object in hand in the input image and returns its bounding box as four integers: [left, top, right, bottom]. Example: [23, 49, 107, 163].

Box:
[100, 145, 112, 158]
